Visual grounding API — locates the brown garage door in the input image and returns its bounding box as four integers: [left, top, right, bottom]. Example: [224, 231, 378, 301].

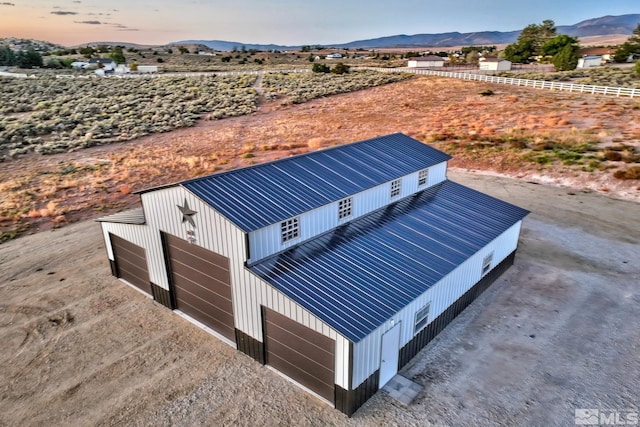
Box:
[110, 233, 151, 294]
[263, 308, 335, 402]
[164, 233, 235, 342]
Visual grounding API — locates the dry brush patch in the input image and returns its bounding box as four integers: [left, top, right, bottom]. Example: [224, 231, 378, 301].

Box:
[1, 75, 639, 242]
[0, 74, 258, 157]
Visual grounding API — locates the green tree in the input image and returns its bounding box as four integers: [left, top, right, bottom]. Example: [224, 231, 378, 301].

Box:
[465, 50, 480, 65]
[504, 20, 557, 63]
[614, 24, 640, 62]
[16, 48, 43, 68]
[542, 35, 579, 57]
[45, 58, 64, 69]
[331, 62, 350, 74]
[0, 45, 16, 66]
[178, 46, 189, 54]
[635, 60, 640, 77]
[300, 45, 311, 52]
[312, 62, 330, 73]
[108, 46, 126, 64]
[552, 44, 578, 71]
[78, 46, 95, 58]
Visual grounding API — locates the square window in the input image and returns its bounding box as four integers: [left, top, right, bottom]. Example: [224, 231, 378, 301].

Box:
[390, 179, 401, 198]
[418, 169, 429, 186]
[281, 217, 299, 243]
[414, 303, 431, 334]
[482, 252, 494, 275]
[338, 197, 353, 220]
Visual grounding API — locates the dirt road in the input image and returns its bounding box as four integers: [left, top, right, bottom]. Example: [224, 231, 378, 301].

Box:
[1, 170, 638, 426]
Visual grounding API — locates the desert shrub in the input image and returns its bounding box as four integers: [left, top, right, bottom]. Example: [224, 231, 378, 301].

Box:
[603, 150, 623, 161]
[262, 70, 411, 104]
[0, 74, 259, 155]
[613, 166, 640, 179]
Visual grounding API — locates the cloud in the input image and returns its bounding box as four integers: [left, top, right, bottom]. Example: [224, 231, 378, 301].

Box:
[1, 2, 16, 6]
[75, 20, 101, 24]
[51, 10, 78, 15]
[117, 29, 140, 32]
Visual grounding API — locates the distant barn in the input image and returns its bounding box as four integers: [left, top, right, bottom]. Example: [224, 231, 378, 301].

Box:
[98, 133, 528, 416]
[479, 57, 512, 71]
[577, 55, 603, 69]
[407, 55, 445, 68]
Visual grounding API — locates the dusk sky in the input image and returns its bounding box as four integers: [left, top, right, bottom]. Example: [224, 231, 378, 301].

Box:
[0, 0, 638, 46]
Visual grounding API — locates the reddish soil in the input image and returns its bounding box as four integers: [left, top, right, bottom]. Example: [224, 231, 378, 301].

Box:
[1, 75, 639, 241]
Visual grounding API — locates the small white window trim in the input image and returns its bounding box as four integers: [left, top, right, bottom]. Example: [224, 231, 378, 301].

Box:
[281, 217, 300, 243]
[390, 179, 401, 198]
[338, 197, 353, 220]
[414, 302, 431, 334]
[418, 169, 429, 187]
[482, 251, 494, 276]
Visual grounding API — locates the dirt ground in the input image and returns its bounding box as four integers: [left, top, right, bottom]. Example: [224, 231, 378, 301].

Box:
[1, 168, 638, 426]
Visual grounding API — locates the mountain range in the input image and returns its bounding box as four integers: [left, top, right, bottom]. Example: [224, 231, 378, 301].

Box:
[175, 14, 639, 51]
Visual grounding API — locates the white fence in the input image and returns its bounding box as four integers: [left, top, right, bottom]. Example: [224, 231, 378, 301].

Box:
[360, 67, 640, 98]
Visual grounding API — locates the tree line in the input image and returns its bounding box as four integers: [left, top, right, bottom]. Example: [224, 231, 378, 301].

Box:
[504, 20, 640, 72]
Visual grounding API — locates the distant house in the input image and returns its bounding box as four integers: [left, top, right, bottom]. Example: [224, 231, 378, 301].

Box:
[577, 47, 614, 62]
[479, 57, 512, 71]
[70, 61, 90, 70]
[88, 58, 116, 71]
[577, 55, 602, 69]
[407, 55, 445, 68]
[325, 53, 343, 59]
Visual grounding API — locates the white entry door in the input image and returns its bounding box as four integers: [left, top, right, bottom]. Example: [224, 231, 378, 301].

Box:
[379, 322, 401, 388]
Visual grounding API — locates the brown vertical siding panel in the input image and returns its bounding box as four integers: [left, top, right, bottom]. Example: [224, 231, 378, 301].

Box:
[151, 282, 175, 309]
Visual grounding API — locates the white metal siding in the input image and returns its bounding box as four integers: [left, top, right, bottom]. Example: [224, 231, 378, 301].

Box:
[101, 186, 351, 389]
[100, 221, 166, 289]
[248, 162, 448, 264]
[351, 220, 522, 387]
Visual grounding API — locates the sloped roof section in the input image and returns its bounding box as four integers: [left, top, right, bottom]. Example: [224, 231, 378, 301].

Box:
[96, 207, 145, 224]
[250, 180, 529, 342]
[182, 133, 451, 232]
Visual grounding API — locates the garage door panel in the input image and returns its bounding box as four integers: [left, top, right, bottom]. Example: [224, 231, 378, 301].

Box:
[168, 236, 229, 268]
[164, 233, 235, 342]
[267, 352, 335, 401]
[111, 234, 150, 294]
[174, 285, 234, 325]
[266, 311, 334, 352]
[265, 322, 335, 368]
[264, 308, 335, 403]
[172, 272, 232, 309]
[170, 260, 231, 296]
[117, 258, 148, 281]
[266, 337, 334, 378]
[177, 298, 234, 337]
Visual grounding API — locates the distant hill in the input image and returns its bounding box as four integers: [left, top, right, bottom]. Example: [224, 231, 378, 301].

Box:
[175, 14, 640, 51]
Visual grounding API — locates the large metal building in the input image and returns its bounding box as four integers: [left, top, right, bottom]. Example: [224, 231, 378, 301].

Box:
[98, 133, 529, 416]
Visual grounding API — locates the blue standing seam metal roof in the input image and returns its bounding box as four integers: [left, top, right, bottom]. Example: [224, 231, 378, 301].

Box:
[182, 133, 452, 232]
[250, 180, 529, 343]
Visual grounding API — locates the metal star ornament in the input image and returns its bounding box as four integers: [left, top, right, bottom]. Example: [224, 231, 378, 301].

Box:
[177, 199, 197, 228]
